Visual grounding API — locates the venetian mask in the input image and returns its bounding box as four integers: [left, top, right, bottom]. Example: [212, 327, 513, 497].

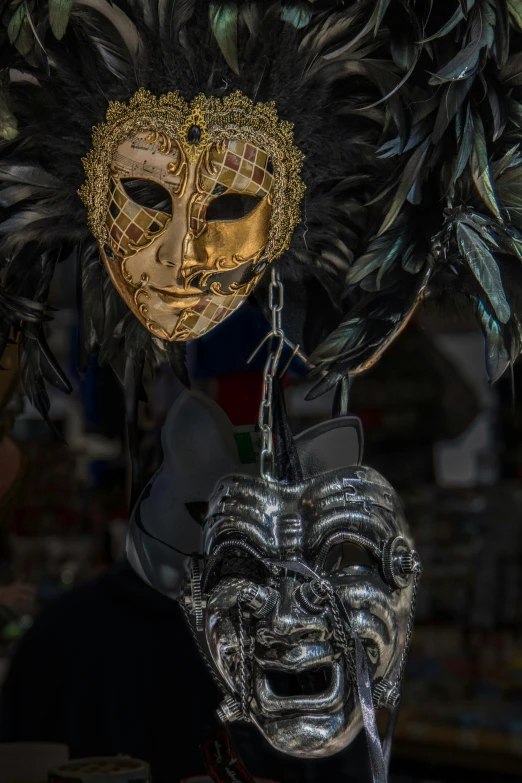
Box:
[80, 90, 304, 341]
[126, 391, 420, 760]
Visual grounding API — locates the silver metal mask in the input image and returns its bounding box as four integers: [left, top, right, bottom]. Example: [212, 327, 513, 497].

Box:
[201, 468, 418, 758]
[127, 390, 420, 763]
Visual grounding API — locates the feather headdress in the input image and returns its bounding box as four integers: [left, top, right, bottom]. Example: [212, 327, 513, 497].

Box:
[0, 0, 522, 423]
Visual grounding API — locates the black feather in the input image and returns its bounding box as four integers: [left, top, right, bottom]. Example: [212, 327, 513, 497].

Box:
[2, 0, 522, 418]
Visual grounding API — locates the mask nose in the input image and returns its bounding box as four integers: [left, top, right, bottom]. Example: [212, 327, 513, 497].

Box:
[256, 577, 330, 646]
[180, 231, 206, 283]
[155, 212, 186, 269]
[153, 184, 200, 278]
[154, 218, 206, 290]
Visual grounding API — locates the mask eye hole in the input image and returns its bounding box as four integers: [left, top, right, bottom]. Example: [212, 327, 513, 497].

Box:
[219, 551, 268, 582]
[206, 193, 261, 221]
[323, 542, 374, 574]
[120, 178, 172, 215]
[205, 549, 269, 593]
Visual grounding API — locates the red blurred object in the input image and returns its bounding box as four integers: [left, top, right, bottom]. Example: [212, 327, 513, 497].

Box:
[216, 371, 263, 426]
[357, 409, 382, 430]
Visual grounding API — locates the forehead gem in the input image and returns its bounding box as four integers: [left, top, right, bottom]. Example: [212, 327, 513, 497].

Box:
[187, 125, 201, 144]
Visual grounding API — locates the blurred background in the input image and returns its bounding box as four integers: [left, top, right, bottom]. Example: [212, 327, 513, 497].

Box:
[0, 273, 521, 783]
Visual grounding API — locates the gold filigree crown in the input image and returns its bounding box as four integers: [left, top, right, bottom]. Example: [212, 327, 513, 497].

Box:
[79, 88, 305, 263]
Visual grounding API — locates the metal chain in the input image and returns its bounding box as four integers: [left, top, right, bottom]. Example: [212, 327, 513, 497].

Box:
[323, 582, 358, 685]
[324, 586, 347, 647]
[180, 601, 228, 696]
[237, 599, 249, 719]
[395, 565, 421, 687]
[258, 267, 285, 481]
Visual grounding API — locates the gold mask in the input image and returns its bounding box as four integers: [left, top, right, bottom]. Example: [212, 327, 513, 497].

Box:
[80, 90, 304, 341]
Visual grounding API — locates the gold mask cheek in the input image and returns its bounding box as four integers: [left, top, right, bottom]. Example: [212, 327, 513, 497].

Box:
[121, 241, 161, 288]
[101, 248, 191, 341]
[188, 195, 272, 277]
[121, 245, 161, 325]
[96, 247, 144, 334]
[99, 238, 177, 339]
[119, 243, 197, 337]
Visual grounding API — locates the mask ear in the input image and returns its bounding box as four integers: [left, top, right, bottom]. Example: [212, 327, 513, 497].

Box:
[127, 389, 256, 598]
[295, 416, 364, 478]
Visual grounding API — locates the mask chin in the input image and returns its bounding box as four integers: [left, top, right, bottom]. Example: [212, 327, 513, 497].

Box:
[247, 654, 361, 758]
[258, 709, 363, 758]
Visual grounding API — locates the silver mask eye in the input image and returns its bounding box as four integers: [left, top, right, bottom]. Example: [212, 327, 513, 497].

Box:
[323, 542, 375, 573]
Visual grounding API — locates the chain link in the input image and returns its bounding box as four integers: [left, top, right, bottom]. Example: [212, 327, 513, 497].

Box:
[180, 601, 228, 696]
[237, 598, 251, 720]
[395, 565, 421, 687]
[323, 582, 358, 685]
[258, 267, 285, 481]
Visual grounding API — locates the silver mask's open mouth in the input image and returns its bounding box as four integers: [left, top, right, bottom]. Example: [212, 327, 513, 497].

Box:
[255, 659, 345, 714]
